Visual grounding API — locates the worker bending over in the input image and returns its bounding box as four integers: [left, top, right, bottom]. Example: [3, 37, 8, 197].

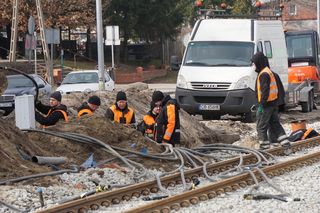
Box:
[35, 91, 68, 127]
[154, 92, 180, 146]
[77, 95, 101, 118]
[138, 91, 164, 138]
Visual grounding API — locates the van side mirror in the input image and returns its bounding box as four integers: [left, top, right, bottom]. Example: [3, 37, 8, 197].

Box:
[38, 84, 45, 88]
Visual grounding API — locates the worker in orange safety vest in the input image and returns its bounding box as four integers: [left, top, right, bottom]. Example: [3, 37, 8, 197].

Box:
[106, 91, 136, 125]
[77, 95, 101, 118]
[252, 52, 290, 150]
[35, 91, 68, 127]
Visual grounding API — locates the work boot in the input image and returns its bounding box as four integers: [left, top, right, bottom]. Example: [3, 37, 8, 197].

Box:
[278, 136, 292, 155]
[259, 141, 270, 150]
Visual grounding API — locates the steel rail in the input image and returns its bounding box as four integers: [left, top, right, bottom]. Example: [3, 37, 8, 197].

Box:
[35, 136, 320, 213]
[126, 150, 320, 213]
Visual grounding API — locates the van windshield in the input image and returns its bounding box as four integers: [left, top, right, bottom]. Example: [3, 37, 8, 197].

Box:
[184, 41, 254, 67]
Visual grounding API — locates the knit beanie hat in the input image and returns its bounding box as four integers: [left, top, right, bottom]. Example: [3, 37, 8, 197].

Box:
[88, 95, 101, 106]
[116, 91, 127, 102]
[50, 91, 62, 102]
[152, 91, 164, 103]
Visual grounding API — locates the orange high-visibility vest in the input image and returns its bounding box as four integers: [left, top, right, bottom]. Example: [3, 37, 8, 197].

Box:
[41, 108, 68, 128]
[143, 114, 156, 134]
[110, 105, 134, 124]
[257, 67, 278, 103]
[47, 109, 68, 122]
[77, 109, 93, 118]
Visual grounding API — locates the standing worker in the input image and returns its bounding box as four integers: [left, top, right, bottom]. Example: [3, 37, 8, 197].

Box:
[106, 91, 136, 125]
[77, 95, 101, 118]
[35, 91, 68, 127]
[154, 91, 180, 146]
[252, 52, 290, 149]
[138, 91, 164, 139]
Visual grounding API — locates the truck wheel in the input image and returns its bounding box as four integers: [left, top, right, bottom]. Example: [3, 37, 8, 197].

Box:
[242, 112, 256, 123]
[202, 113, 221, 120]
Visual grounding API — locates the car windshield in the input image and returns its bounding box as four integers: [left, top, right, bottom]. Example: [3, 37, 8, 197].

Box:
[286, 34, 314, 58]
[62, 72, 99, 84]
[7, 76, 34, 88]
[184, 41, 254, 67]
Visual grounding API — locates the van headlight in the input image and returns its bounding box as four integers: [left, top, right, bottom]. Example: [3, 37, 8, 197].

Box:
[177, 75, 188, 89]
[234, 76, 250, 89]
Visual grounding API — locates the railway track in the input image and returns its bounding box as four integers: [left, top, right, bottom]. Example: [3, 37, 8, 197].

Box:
[36, 136, 320, 213]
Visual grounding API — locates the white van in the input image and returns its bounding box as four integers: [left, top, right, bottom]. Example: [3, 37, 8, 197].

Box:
[175, 18, 288, 122]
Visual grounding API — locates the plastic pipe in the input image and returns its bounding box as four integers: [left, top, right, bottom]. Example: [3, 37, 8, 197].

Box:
[31, 156, 67, 165]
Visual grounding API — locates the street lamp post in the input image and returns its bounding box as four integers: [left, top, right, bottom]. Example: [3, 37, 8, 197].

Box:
[96, 0, 105, 90]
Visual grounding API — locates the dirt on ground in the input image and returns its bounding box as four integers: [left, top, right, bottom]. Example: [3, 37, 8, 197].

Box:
[0, 83, 240, 181]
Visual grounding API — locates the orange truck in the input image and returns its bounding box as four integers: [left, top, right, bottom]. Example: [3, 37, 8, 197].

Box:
[285, 30, 320, 112]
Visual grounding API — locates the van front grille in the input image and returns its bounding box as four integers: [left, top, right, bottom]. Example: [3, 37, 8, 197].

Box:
[191, 82, 231, 91]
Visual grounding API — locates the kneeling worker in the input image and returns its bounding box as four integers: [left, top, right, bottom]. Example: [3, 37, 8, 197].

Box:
[35, 91, 68, 126]
[77, 95, 101, 118]
[106, 91, 136, 124]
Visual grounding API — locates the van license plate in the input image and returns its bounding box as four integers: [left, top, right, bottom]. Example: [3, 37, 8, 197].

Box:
[0, 102, 12, 107]
[199, 104, 220, 111]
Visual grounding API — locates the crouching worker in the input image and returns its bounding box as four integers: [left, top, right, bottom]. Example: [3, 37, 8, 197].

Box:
[252, 52, 290, 150]
[77, 95, 101, 118]
[138, 91, 164, 139]
[35, 91, 68, 127]
[154, 91, 180, 146]
[106, 91, 136, 125]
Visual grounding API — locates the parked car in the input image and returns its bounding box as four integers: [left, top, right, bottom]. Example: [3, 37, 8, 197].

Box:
[56, 70, 114, 94]
[0, 74, 52, 116]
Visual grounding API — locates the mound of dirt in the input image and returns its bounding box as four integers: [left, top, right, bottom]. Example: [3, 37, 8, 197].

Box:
[0, 83, 240, 181]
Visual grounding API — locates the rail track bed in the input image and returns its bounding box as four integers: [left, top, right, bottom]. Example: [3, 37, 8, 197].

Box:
[36, 136, 320, 213]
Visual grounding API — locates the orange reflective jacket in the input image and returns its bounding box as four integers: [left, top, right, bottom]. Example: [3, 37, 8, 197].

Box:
[110, 105, 134, 124]
[143, 114, 156, 135]
[77, 109, 93, 118]
[257, 67, 278, 103]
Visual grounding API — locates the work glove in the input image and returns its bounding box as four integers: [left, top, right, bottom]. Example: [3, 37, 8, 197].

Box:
[257, 105, 264, 113]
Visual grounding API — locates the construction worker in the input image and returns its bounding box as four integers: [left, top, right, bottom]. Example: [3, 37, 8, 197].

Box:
[154, 91, 180, 146]
[77, 95, 101, 118]
[106, 91, 136, 124]
[252, 52, 290, 149]
[35, 91, 68, 126]
[138, 91, 164, 139]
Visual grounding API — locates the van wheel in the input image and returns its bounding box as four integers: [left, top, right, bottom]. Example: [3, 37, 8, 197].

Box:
[301, 90, 313, 113]
[242, 112, 256, 123]
[202, 114, 221, 120]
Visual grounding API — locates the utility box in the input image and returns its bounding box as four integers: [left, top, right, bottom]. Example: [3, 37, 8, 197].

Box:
[15, 95, 35, 129]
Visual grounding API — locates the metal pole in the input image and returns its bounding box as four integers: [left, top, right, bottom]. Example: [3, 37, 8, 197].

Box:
[318, 0, 320, 36]
[96, 0, 105, 90]
[111, 44, 114, 68]
[61, 49, 64, 80]
[111, 26, 115, 68]
[34, 32, 37, 75]
[50, 43, 54, 85]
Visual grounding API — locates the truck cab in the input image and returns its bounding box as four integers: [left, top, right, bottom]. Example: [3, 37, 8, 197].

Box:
[285, 30, 320, 112]
[175, 18, 288, 122]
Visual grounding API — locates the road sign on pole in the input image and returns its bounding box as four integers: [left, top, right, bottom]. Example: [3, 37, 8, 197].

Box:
[105, 26, 120, 69]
